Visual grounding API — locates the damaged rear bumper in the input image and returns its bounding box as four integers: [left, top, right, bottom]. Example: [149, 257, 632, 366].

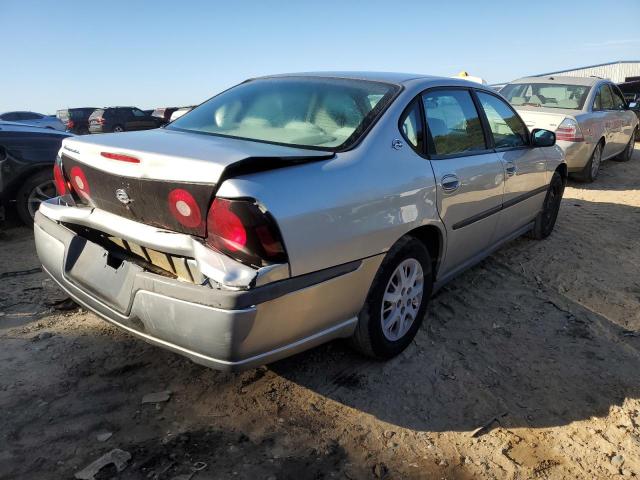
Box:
[34, 207, 382, 370]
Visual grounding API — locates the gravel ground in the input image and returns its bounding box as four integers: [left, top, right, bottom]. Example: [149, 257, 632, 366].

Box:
[1, 147, 640, 480]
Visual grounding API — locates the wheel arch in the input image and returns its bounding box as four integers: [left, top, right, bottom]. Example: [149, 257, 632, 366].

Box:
[404, 223, 444, 281]
[555, 163, 568, 186]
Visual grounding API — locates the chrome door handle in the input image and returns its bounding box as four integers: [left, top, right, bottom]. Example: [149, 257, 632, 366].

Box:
[441, 174, 460, 192]
[505, 162, 516, 176]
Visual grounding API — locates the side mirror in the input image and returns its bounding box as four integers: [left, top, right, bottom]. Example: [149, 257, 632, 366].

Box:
[531, 128, 556, 147]
[629, 101, 639, 110]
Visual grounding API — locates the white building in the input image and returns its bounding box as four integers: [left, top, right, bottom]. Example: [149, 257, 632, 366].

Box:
[531, 60, 640, 83]
[493, 60, 640, 90]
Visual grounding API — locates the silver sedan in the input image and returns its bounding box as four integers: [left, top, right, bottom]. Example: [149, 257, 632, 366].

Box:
[34, 73, 565, 370]
[501, 76, 638, 182]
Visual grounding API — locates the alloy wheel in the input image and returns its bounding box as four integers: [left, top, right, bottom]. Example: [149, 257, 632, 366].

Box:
[27, 180, 56, 218]
[381, 258, 424, 341]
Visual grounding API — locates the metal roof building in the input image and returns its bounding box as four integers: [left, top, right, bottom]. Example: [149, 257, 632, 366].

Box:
[530, 60, 640, 83]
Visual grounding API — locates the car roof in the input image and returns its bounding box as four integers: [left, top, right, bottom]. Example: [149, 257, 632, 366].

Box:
[507, 76, 603, 87]
[255, 71, 441, 85]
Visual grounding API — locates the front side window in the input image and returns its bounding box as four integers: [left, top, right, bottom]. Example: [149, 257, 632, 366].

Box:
[477, 92, 528, 148]
[399, 100, 424, 152]
[610, 85, 627, 110]
[422, 89, 486, 156]
[501, 83, 590, 110]
[169, 77, 399, 150]
[132, 108, 146, 117]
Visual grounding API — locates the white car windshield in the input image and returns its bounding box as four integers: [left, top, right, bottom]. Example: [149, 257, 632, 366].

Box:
[168, 77, 399, 150]
[501, 83, 590, 110]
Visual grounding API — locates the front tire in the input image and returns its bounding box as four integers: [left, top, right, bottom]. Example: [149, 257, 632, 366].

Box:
[529, 171, 564, 240]
[351, 236, 432, 359]
[16, 169, 56, 225]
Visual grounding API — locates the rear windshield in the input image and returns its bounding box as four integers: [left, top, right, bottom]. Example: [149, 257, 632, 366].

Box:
[501, 83, 590, 110]
[168, 77, 399, 150]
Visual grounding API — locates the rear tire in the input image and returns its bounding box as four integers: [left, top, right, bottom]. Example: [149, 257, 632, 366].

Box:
[529, 171, 564, 240]
[16, 169, 56, 225]
[614, 128, 636, 162]
[575, 141, 603, 183]
[351, 236, 432, 359]
[112, 125, 124, 133]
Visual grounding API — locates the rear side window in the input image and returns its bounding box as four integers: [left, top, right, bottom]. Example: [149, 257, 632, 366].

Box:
[476, 92, 529, 148]
[132, 109, 146, 117]
[594, 85, 615, 111]
[20, 112, 42, 120]
[399, 100, 424, 153]
[422, 90, 486, 156]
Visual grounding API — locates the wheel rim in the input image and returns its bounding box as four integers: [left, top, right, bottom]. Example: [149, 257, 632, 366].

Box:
[27, 180, 56, 218]
[114, 126, 123, 132]
[591, 144, 602, 178]
[381, 258, 424, 341]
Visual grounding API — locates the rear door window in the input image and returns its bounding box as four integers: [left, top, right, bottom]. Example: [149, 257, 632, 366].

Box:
[422, 89, 486, 156]
[476, 92, 529, 148]
[594, 85, 615, 111]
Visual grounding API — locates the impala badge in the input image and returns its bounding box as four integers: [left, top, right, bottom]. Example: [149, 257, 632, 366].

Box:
[115, 188, 132, 205]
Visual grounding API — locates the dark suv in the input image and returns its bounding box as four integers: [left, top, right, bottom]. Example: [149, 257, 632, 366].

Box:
[88, 107, 162, 133]
[56, 108, 97, 134]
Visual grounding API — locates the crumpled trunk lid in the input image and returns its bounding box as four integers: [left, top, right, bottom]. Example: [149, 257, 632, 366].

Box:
[59, 128, 332, 236]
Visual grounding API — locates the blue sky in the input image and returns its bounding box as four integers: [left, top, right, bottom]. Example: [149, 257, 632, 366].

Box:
[2, 0, 639, 113]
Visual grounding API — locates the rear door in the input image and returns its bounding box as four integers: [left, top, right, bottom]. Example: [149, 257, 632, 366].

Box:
[475, 91, 548, 238]
[422, 88, 505, 276]
[131, 108, 156, 130]
[592, 84, 618, 158]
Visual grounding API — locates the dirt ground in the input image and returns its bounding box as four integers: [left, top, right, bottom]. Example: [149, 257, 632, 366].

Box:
[1, 147, 640, 480]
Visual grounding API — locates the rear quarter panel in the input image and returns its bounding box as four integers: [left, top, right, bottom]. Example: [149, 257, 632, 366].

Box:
[0, 131, 67, 198]
[216, 88, 444, 277]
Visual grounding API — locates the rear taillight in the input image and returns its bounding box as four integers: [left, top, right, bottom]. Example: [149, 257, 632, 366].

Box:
[53, 162, 67, 195]
[69, 165, 90, 200]
[206, 198, 287, 267]
[168, 188, 202, 228]
[67, 120, 74, 129]
[555, 118, 584, 142]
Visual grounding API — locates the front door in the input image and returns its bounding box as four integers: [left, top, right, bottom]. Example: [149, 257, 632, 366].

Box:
[475, 91, 549, 238]
[422, 88, 505, 277]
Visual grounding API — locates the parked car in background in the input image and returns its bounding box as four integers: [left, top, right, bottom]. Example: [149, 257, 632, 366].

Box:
[0, 121, 71, 224]
[88, 107, 162, 133]
[0, 111, 65, 131]
[501, 76, 638, 182]
[152, 107, 179, 125]
[35, 73, 564, 371]
[169, 106, 195, 122]
[56, 108, 97, 134]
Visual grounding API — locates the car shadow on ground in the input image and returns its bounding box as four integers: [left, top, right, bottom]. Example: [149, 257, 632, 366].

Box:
[269, 196, 640, 433]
